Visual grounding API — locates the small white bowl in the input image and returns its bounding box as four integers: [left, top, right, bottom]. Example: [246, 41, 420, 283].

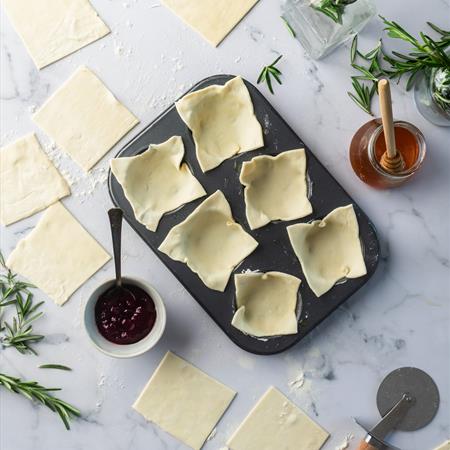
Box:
[84, 277, 166, 358]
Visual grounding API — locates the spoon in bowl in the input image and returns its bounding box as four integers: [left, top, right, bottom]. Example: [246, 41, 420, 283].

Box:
[108, 208, 135, 304]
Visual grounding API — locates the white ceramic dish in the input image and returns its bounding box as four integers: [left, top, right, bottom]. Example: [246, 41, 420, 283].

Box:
[84, 277, 166, 358]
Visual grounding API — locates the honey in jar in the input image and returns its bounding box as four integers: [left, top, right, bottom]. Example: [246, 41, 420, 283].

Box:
[349, 119, 426, 189]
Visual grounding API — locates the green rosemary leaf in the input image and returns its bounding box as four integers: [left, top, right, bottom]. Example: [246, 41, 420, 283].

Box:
[406, 70, 420, 91]
[348, 92, 372, 115]
[426, 22, 450, 37]
[351, 35, 358, 63]
[280, 16, 296, 38]
[351, 64, 379, 81]
[39, 364, 72, 371]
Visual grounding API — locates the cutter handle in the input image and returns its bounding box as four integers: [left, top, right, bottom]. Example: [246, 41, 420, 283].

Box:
[358, 442, 378, 450]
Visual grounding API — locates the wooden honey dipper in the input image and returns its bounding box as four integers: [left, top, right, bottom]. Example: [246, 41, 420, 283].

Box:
[378, 79, 405, 173]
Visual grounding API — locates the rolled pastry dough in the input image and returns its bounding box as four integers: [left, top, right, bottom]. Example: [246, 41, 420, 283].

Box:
[6, 202, 110, 305]
[33, 66, 139, 171]
[176, 77, 264, 172]
[159, 190, 258, 291]
[227, 387, 329, 450]
[133, 351, 236, 450]
[231, 272, 300, 337]
[110, 136, 206, 232]
[0, 134, 70, 226]
[161, 0, 259, 47]
[2, 0, 109, 69]
[287, 205, 367, 297]
[240, 149, 312, 230]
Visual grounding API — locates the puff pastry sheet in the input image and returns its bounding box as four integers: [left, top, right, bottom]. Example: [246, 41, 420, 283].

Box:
[240, 149, 312, 230]
[176, 77, 264, 172]
[231, 272, 300, 337]
[110, 136, 206, 232]
[6, 203, 110, 305]
[0, 134, 70, 226]
[2, 0, 110, 69]
[227, 387, 329, 450]
[159, 190, 258, 291]
[161, 0, 259, 47]
[33, 66, 139, 171]
[133, 351, 236, 450]
[287, 205, 367, 297]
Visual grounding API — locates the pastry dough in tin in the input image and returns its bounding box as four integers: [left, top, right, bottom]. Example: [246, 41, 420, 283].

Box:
[110, 136, 206, 232]
[176, 77, 264, 172]
[159, 191, 258, 291]
[287, 205, 367, 297]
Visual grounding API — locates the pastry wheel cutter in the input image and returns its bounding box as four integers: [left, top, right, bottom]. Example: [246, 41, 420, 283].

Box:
[356, 367, 440, 450]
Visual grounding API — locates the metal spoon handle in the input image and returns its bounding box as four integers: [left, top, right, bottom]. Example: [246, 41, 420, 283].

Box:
[108, 208, 123, 287]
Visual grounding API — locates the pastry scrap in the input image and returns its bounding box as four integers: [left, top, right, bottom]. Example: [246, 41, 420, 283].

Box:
[0, 134, 70, 226]
[33, 66, 139, 171]
[231, 272, 300, 337]
[240, 149, 312, 230]
[176, 77, 264, 172]
[287, 205, 367, 297]
[434, 441, 450, 450]
[110, 136, 206, 232]
[6, 203, 110, 305]
[133, 351, 236, 450]
[2, 0, 110, 69]
[159, 191, 258, 291]
[227, 386, 329, 450]
[161, 0, 259, 47]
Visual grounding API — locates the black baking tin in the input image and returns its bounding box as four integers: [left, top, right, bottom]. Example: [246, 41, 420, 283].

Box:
[109, 74, 380, 355]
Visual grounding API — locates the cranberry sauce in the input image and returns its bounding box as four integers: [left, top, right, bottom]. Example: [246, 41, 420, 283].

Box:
[95, 284, 156, 345]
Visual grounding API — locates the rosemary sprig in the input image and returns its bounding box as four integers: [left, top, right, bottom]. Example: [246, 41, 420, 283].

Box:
[257, 55, 283, 94]
[0, 373, 80, 429]
[0, 252, 34, 309]
[2, 292, 44, 355]
[0, 251, 44, 354]
[281, 16, 296, 38]
[348, 18, 450, 115]
[39, 364, 72, 371]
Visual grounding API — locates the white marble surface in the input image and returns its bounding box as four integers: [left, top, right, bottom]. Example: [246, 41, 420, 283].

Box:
[1, 1, 449, 449]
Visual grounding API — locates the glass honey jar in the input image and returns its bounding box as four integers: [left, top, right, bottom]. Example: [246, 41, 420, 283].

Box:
[349, 119, 426, 189]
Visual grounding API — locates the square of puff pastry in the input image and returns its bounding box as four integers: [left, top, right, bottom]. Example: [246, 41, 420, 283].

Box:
[231, 271, 301, 337]
[133, 351, 236, 450]
[6, 202, 110, 305]
[287, 205, 367, 297]
[110, 136, 206, 232]
[240, 149, 312, 230]
[227, 386, 329, 450]
[0, 134, 70, 226]
[158, 190, 258, 291]
[176, 77, 264, 172]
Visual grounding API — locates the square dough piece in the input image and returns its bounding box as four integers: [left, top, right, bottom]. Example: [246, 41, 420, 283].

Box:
[240, 149, 313, 230]
[33, 66, 139, 171]
[110, 136, 206, 232]
[227, 387, 329, 450]
[176, 77, 264, 172]
[232, 272, 301, 337]
[159, 190, 258, 291]
[161, 0, 259, 47]
[0, 134, 70, 226]
[2, 0, 110, 69]
[133, 351, 236, 450]
[6, 202, 110, 305]
[287, 205, 367, 297]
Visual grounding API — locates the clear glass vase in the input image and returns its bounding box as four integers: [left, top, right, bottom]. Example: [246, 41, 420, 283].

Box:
[414, 67, 450, 127]
[281, 0, 376, 60]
